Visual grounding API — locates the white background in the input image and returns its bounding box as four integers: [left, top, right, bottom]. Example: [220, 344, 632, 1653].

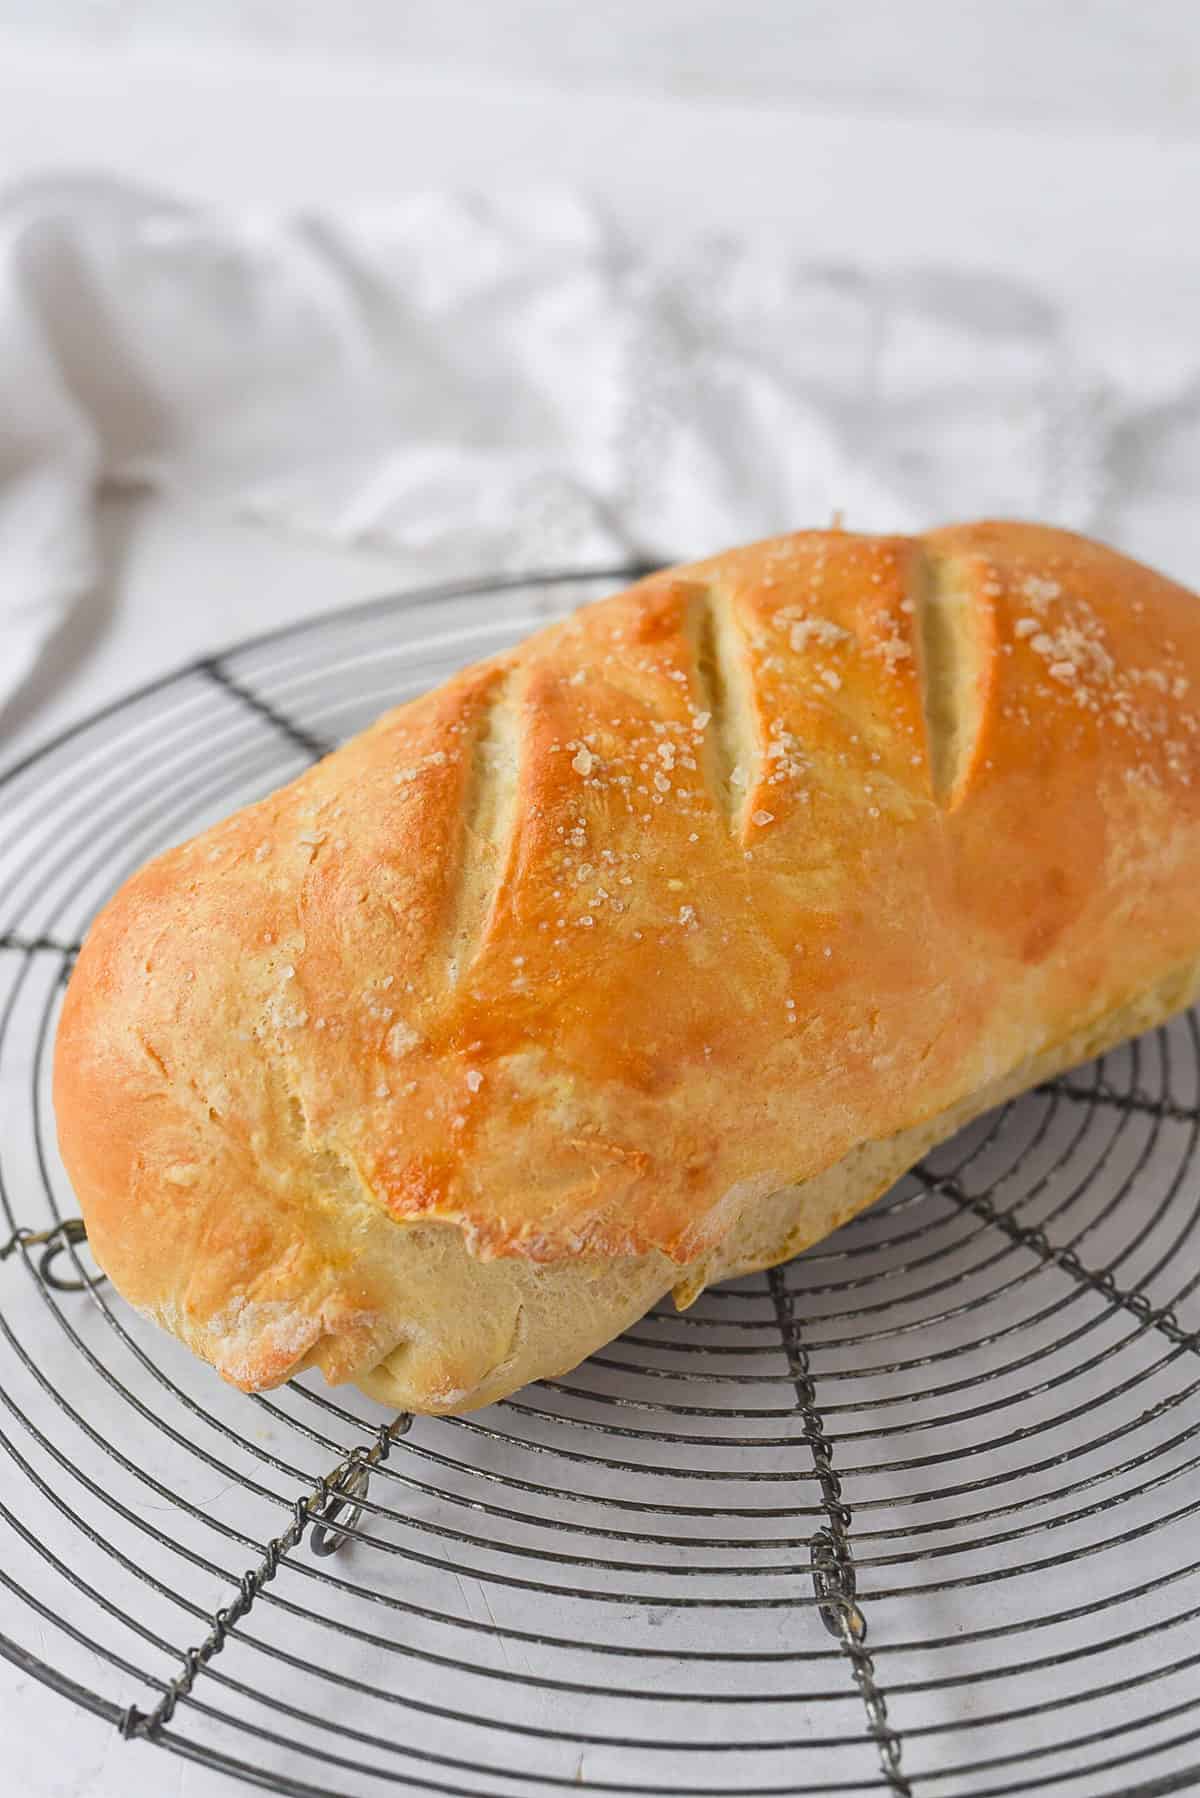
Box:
[3, 2, 1200, 782]
[2, 6, 1199, 1793]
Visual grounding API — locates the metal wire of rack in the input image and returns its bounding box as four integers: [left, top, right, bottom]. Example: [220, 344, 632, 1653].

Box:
[2, 567, 1200, 1798]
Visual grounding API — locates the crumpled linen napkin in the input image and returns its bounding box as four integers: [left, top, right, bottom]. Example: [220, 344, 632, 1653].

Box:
[0, 173, 1147, 716]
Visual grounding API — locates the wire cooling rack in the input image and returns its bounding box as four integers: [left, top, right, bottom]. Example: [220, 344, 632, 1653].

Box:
[3, 568, 1200, 1798]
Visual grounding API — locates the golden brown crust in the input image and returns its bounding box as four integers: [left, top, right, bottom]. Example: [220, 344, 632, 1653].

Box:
[53, 523, 1200, 1409]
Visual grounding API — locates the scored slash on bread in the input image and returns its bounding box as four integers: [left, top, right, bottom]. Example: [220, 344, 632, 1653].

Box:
[53, 524, 1200, 1413]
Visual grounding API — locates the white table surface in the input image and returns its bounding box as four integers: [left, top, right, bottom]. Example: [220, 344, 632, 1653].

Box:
[3, 18, 1200, 1795]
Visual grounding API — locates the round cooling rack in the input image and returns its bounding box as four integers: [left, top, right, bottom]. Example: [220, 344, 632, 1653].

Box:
[2, 567, 1200, 1798]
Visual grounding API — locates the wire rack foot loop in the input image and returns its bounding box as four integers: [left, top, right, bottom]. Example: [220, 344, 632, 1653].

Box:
[810, 1528, 867, 1642]
[118, 1414, 412, 1743]
[309, 1417, 411, 1557]
[768, 1267, 912, 1798]
[0, 1216, 101, 1290]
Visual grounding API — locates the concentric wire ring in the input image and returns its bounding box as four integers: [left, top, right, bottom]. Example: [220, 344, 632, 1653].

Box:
[2, 568, 1199, 1797]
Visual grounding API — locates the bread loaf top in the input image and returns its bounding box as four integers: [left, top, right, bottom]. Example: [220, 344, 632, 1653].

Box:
[54, 523, 1200, 1397]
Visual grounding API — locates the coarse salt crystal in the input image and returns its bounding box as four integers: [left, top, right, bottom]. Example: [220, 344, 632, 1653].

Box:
[752, 810, 774, 827]
[572, 747, 594, 776]
[820, 669, 842, 691]
[466, 1069, 483, 1093]
[789, 617, 849, 652]
[385, 1021, 420, 1060]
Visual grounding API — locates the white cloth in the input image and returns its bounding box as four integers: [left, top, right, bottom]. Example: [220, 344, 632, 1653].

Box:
[0, 174, 1193, 718]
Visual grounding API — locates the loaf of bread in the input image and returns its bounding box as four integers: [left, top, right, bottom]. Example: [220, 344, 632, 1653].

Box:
[53, 524, 1200, 1413]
